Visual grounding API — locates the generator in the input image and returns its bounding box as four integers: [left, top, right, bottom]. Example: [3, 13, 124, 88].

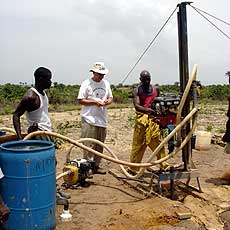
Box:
[62, 158, 95, 187]
[151, 93, 180, 128]
[151, 94, 181, 153]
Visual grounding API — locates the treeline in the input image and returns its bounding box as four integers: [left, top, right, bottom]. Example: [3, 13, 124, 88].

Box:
[0, 83, 229, 115]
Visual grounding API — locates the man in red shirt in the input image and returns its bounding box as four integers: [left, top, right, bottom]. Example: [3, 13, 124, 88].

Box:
[128, 70, 169, 175]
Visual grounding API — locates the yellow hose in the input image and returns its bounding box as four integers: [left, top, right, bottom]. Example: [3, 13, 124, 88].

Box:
[0, 127, 16, 134]
[56, 170, 72, 181]
[67, 109, 197, 179]
[24, 131, 154, 168]
[24, 107, 197, 179]
[176, 64, 197, 125]
[24, 64, 199, 180]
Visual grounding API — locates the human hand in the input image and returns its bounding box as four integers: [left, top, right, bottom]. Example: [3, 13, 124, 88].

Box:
[0, 204, 10, 224]
[146, 108, 155, 115]
[28, 123, 38, 133]
[103, 99, 110, 105]
[96, 100, 104, 106]
[96, 99, 109, 106]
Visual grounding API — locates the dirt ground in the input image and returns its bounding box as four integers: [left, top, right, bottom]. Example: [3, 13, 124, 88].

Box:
[1, 106, 230, 230]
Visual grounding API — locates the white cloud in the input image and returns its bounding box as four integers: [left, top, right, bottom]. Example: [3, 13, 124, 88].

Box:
[0, 0, 229, 85]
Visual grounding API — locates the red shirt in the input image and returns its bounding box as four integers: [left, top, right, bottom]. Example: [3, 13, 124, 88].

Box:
[137, 85, 158, 108]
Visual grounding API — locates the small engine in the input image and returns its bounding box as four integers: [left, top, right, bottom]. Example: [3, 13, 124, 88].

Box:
[151, 94, 180, 153]
[151, 94, 180, 128]
[63, 158, 95, 187]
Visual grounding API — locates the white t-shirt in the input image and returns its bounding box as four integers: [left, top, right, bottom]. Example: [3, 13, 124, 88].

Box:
[26, 87, 52, 131]
[77, 78, 113, 127]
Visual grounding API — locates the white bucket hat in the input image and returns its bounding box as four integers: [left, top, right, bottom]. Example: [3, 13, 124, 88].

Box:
[90, 62, 109, 75]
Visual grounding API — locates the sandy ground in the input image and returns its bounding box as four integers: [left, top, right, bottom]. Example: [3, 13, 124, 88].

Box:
[53, 107, 230, 230]
[1, 106, 230, 229]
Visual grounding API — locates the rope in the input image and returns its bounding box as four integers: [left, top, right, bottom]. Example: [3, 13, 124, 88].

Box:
[122, 3, 229, 84]
[191, 5, 230, 26]
[121, 6, 178, 84]
[190, 5, 230, 40]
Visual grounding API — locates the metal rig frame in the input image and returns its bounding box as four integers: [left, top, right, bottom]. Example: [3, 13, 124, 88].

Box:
[110, 2, 202, 199]
[149, 2, 202, 199]
[178, 1, 192, 171]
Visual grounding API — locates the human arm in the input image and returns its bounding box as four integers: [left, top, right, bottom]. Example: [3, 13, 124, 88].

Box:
[101, 81, 113, 106]
[13, 90, 39, 139]
[103, 97, 113, 106]
[226, 96, 230, 117]
[13, 106, 25, 140]
[0, 195, 10, 225]
[132, 88, 154, 115]
[78, 97, 113, 106]
[78, 98, 100, 106]
[77, 80, 100, 106]
[77, 79, 113, 107]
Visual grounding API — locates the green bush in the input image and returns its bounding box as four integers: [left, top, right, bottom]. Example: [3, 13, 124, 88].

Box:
[0, 83, 230, 115]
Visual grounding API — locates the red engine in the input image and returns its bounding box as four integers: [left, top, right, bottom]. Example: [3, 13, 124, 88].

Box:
[151, 94, 180, 128]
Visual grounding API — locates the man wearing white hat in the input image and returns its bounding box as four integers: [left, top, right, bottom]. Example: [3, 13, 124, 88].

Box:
[78, 62, 113, 174]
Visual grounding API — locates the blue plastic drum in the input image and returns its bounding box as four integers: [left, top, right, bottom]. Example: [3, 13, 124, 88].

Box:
[0, 140, 56, 230]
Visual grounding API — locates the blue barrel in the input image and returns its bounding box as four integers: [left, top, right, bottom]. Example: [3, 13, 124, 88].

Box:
[0, 140, 56, 230]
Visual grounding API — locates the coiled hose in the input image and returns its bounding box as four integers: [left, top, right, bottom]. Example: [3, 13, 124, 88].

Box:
[4, 65, 198, 180]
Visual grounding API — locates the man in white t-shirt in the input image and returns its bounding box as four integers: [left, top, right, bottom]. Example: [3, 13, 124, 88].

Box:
[78, 62, 113, 174]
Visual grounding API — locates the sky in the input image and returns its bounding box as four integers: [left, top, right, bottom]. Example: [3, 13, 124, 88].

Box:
[0, 0, 229, 86]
